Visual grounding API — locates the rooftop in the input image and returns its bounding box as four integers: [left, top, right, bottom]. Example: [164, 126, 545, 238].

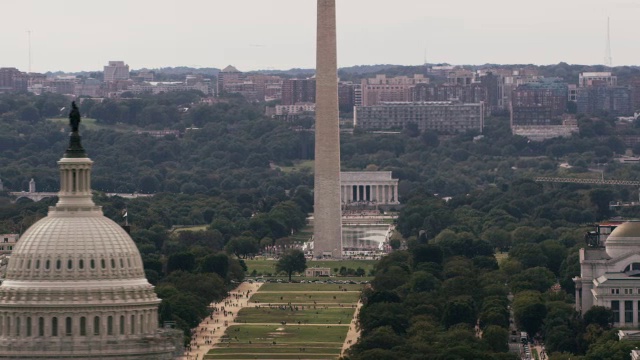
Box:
[341, 171, 395, 182]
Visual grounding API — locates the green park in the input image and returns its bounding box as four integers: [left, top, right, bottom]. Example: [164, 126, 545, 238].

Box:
[205, 276, 360, 360]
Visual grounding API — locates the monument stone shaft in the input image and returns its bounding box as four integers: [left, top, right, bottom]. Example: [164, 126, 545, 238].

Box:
[313, 0, 342, 259]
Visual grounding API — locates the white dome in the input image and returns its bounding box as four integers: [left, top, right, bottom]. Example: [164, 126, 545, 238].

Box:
[0, 127, 179, 359]
[5, 211, 145, 281]
[606, 221, 640, 258]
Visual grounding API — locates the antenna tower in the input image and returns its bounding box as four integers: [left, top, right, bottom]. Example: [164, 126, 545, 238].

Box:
[604, 17, 612, 66]
[27, 30, 32, 73]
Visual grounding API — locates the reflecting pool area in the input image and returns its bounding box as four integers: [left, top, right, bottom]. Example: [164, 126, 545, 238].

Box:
[342, 224, 391, 251]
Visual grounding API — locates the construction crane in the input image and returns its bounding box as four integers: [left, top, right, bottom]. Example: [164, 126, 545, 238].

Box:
[535, 177, 640, 203]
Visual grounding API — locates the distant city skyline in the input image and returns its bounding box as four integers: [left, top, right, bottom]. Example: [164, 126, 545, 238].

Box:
[1, 0, 638, 73]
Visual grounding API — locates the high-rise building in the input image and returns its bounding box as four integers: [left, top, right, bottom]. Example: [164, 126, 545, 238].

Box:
[512, 78, 568, 113]
[103, 61, 130, 82]
[360, 74, 429, 106]
[354, 101, 484, 133]
[216, 65, 243, 95]
[0, 106, 181, 358]
[577, 86, 632, 117]
[579, 72, 617, 87]
[0, 68, 26, 93]
[313, 0, 342, 259]
[282, 78, 316, 105]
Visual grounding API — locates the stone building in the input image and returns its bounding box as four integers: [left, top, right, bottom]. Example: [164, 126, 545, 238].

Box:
[0, 235, 18, 255]
[354, 101, 484, 134]
[575, 221, 640, 327]
[0, 108, 180, 359]
[340, 171, 399, 205]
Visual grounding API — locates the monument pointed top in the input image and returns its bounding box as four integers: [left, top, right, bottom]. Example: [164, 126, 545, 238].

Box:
[64, 101, 87, 158]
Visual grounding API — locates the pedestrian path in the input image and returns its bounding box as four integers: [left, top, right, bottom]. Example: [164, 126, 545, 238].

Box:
[179, 282, 263, 360]
[340, 300, 362, 357]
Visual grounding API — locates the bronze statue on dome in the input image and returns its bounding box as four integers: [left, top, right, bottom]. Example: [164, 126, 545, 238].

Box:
[69, 101, 81, 132]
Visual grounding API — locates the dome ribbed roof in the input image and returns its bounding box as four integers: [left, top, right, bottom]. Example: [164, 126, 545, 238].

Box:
[5, 211, 146, 281]
[605, 221, 640, 258]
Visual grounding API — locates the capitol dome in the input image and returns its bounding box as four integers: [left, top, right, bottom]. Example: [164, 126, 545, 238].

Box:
[605, 221, 640, 258]
[0, 104, 180, 359]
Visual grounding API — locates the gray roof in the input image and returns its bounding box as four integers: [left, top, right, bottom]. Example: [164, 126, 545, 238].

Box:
[583, 248, 610, 261]
[341, 171, 396, 182]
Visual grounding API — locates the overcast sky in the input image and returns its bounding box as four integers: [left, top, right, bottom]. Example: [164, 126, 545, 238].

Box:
[1, 0, 638, 73]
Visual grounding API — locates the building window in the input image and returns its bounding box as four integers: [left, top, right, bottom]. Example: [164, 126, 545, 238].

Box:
[611, 288, 620, 295]
[56, 259, 61, 270]
[79, 259, 84, 269]
[16, 317, 20, 336]
[51, 317, 58, 336]
[93, 316, 100, 335]
[131, 315, 135, 334]
[140, 314, 144, 333]
[80, 317, 86, 336]
[67, 260, 73, 270]
[38, 317, 44, 336]
[26, 317, 31, 337]
[45, 260, 50, 270]
[35, 260, 40, 269]
[111, 259, 116, 269]
[626, 301, 634, 323]
[107, 316, 113, 335]
[612, 300, 620, 323]
[65, 317, 72, 336]
[101, 259, 106, 269]
[120, 315, 125, 335]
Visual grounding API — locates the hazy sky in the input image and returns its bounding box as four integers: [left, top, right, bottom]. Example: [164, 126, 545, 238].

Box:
[1, 0, 638, 73]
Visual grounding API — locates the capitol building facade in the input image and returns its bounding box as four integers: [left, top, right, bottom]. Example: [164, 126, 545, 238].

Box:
[0, 107, 180, 359]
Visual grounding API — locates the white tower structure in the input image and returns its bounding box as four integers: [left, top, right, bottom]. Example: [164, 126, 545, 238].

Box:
[0, 103, 180, 359]
[605, 17, 613, 67]
[313, 0, 342, 259]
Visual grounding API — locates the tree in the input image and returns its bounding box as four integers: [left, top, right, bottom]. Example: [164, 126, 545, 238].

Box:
[275, 249, 307, 281]
[512, 291, 547, 336]
[225, 236, 259, 258]
[583, 306, 613, 329]
[483, 325, 509, 352]
[19, 105, 40, 123]
[166, 252, 196, 273]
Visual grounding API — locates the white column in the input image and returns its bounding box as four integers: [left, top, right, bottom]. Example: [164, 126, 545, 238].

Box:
[394, 184, 398, 203]
[66, 170, 72, 193]
[634, 300, 638, 327]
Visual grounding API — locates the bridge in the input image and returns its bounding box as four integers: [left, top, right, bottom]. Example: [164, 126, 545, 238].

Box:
[9, 191, 154, 202]
[6, 179, 154, 202]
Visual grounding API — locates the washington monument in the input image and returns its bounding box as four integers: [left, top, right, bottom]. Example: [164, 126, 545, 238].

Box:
[313, 0, 342, 259]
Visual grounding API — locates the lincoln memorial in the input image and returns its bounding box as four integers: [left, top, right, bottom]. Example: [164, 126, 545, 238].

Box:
[341, 171, 399, 205]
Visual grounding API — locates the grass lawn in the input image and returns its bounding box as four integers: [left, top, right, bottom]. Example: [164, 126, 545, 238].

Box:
[259, 283, 364, 292]
[173, 225, 208, 233]
[48, 117, 142, 132]
[236, 307, 355, 324]
[205, 325, 346, 359]
[250, 291, 360, 304]
[275, 160, 315, 173]
[245, 259, 377, 276]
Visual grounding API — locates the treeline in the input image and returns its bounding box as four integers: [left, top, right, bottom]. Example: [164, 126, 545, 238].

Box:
[355, 172, 640, 357]
[346, 241, 516, 359]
